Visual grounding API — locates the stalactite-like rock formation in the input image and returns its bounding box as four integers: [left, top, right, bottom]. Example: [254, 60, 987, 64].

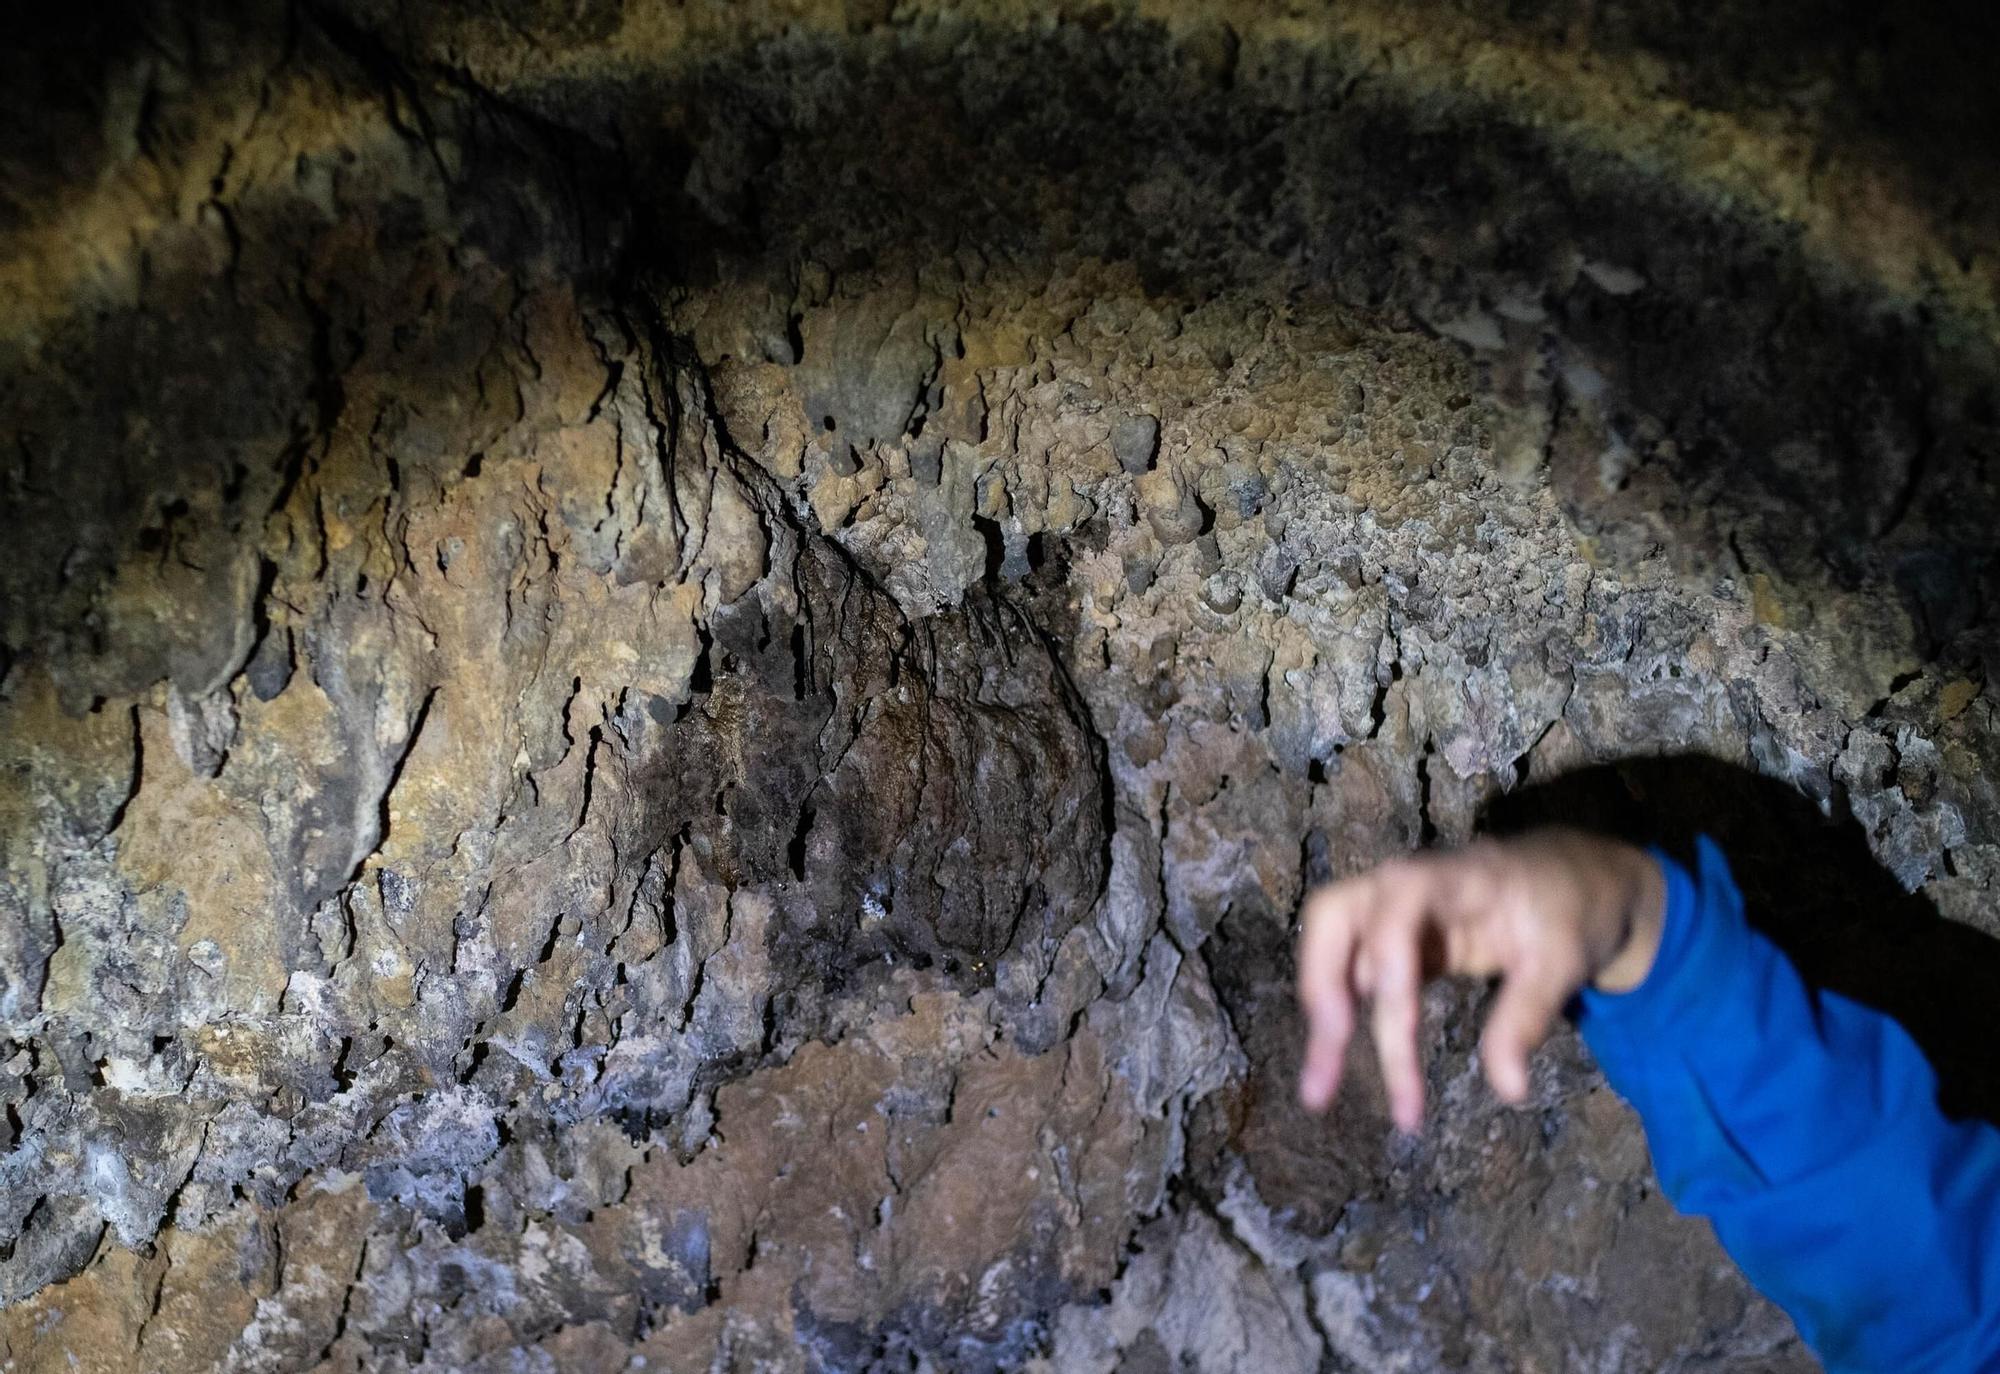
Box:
[3, 3, 1998, 1371]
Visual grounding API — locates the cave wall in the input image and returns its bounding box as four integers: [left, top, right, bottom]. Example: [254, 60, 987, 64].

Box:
[3, 3, 1999, 1372]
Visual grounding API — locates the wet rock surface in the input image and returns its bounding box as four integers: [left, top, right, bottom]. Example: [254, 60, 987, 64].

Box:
[3, 3, 1998, 1371]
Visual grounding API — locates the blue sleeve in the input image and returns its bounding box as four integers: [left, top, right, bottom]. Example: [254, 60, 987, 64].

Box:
[1574, 836, 2000, 1374]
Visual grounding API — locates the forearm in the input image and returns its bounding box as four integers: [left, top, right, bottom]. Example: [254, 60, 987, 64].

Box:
[1575, 839, 2000, 1373]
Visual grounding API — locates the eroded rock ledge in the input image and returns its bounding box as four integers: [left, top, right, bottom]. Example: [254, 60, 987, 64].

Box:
[3, 4, 1997, 1371]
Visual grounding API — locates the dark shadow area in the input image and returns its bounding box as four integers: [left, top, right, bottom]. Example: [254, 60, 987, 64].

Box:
[1484, 753, 2000, 1125]
[1432, 0, 2000, 200]
[6, 2, 2000, 702]
[584, 11, 2000, 683]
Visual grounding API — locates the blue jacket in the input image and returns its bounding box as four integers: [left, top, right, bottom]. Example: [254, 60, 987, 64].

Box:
[1575, 838, 2000, 1373]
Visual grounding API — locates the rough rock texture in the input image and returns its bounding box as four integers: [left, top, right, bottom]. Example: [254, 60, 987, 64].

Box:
[3, 2, 1999, 1371]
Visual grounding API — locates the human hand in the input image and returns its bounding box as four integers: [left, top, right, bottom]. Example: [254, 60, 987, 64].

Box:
[1295, 828, 1667, 1132]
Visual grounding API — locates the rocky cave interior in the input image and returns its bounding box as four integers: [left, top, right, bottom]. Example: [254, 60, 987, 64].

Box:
[3, 3, 1999, 1371]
